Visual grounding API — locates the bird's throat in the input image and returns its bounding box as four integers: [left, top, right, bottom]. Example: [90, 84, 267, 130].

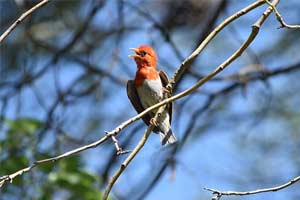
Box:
[134, 66, 159, 87]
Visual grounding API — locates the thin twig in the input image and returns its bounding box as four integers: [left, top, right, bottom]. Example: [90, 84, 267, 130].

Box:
[0, 0, 50, 43]
[102, 126, 153, 200]
[169, 0, 266, 88]
[102, 105, 167, 200]
[0, 134, 110, 187]
[204, 176, 300, 199]
[200, 1, 286, 199]
[263, 0, 300, 29]
[110, 134, 130, 155]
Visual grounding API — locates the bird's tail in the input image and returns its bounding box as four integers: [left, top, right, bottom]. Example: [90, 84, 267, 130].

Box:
[160, 129, 177, 145]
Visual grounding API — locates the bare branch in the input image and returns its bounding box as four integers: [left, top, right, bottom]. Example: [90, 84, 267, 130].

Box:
[102, 104, 167, 200]
[110, 134, 131, 155]
[205, 176, 300, 200]
[0, 134, 110, 187]
[102, 121, 154, 200]
[0, 0, 50, 43]
[169, 0, 266, 87]
[264, 0, 300, 29]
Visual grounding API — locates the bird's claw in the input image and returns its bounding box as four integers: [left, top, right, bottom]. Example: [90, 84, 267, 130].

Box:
[150, 118, 159, 127]
[162, 87, 172, 98]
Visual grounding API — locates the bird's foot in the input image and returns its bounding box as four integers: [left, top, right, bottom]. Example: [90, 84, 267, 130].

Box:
[150, 118, 159, 127]
[162, 87, 172, 98]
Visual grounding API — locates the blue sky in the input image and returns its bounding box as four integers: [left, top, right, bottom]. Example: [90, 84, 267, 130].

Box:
[1, 1, 299, 199]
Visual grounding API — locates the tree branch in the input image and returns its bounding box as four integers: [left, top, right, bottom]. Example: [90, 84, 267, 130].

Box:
[0, 134, 110, 187]
[205, 176, 300, 200]
[102, 114, 155, 200]
[264, 0, 300, 29]
[169, 0, 266, 88]
[0, 0, 50, 43]
[102, 91, 172, 199]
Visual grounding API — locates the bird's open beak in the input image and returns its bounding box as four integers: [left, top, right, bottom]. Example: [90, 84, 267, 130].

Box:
[129, 48, 140, 59]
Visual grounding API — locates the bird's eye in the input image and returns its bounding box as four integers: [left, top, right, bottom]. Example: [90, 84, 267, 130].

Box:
[139, 51, 146, 57]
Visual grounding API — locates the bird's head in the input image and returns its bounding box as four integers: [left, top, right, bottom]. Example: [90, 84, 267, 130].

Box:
[129, 45, 157, 68]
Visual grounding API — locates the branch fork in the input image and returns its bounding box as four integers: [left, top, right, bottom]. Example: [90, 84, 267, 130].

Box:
[106, 132, 131, 155]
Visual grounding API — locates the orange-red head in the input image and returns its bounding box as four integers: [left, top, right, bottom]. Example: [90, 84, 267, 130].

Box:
[129, 45, 157, 68]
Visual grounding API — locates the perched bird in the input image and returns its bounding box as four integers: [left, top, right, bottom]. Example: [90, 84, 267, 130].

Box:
[127, 45, 177, 145]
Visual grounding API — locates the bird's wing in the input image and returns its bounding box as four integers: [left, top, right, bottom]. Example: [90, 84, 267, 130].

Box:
[127, 80, 152, 126]
[159, 70, 169, 86]
[159, 70, 173, 125]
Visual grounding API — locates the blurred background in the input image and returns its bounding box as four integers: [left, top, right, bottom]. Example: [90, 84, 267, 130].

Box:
[0, 0, 300, 199]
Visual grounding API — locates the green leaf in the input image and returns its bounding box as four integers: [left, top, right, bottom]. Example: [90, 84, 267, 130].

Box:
[0, 155, 29, 186]
[5, 118, 43, 135]
[47, 156, 103, 200]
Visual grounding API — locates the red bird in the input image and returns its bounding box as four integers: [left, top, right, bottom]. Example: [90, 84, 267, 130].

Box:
[127, 45, 177, 145]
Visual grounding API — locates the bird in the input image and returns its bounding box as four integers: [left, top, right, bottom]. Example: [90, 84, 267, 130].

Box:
[127, 45, 177, 145]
